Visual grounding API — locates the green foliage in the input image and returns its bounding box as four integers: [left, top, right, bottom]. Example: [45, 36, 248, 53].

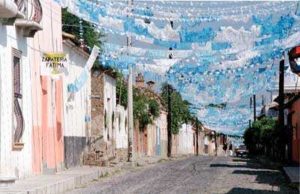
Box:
[116, 72, 160, 130]
[62, 8, 104, 48]
[149, 99, 160, 118]
[160, 83, 193, 134]
[116, 71, 128, 108]
[244, 127, 260, 154]
[61, 8, 104, 68]
[133, 89, 160, 130]
[243, 117, 282, 159]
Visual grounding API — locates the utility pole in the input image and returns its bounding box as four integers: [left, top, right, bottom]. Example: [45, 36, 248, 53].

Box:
[214, 132, 217, 156]
[167, 22, 173, 157]
[278, 59, 284, 128]
[278, 59, 285, 160]
[167, 84, 172, 157]
[196, 119, 199, 156]
[127, 0, 134, 162]
[253, 94, 256, 122]
[249, 119, 251, 128]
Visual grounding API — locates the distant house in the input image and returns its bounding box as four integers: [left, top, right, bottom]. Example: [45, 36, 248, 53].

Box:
[203, 127, 217, 156]
[62, 32, 91, 168]
[178, 123, 195, 155]
[84, 68, 117, 165]
[216, 133, 227, 156]
[134, 73, 168, 158]
[172, 123, 195, 156]
[259, 102, 279, 118]
[84, 68, 129, 165]
[197, 126, 206, 155]
[146, 110, 168, 157]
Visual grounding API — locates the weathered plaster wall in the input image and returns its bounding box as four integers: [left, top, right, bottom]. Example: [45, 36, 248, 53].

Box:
[171, 134, 179, 156]
[91, 71, 104, 137]
[198, 131, 205, 155]
[147, 111, 168, 157]
[158, 111, 168, 157]
[30, 0, 64, 174]
[103, 74, 116, 143]
[0, 23, 33, 179]
[114, 105, 128, 149]
[147, 124, 156, 156]
[134, 121, 147, 157]
[62, 41, 90, 168]
[178, 124, 195, 155]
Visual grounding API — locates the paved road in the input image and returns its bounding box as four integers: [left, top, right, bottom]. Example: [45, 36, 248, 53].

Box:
[67, 156, 297, 194]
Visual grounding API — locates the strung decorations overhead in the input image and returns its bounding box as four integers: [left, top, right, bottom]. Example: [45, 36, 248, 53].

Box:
[55, 0, 300, 135]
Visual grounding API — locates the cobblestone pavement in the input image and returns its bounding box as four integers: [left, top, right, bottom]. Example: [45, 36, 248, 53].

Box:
[66, 156, 297, 194]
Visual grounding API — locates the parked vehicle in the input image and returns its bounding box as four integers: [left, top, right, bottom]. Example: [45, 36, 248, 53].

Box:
[235, 145, 248, 157]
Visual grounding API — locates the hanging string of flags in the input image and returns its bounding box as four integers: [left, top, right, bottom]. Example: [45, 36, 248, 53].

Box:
[75, 0, 296, 22]
[54, 0, 300, 133]
[67, 46, 100, 93]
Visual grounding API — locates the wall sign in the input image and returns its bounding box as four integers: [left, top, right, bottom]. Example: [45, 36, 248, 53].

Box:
[41, 53, 68, 76]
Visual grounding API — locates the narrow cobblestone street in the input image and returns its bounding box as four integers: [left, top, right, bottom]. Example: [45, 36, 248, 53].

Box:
[66, 156, 296, 194]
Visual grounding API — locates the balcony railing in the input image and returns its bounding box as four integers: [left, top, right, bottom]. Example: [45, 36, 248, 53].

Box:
[31, 0, 42, 23]
[16, 0, 42, 23]
[14, 0, 43, 37]
[1, 0, 43, 37]
[14, 0, 25, 14]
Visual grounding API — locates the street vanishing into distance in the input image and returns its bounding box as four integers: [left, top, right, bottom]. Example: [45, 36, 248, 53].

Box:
[67, 156, 297, 194]
[0, 0, 299, 193]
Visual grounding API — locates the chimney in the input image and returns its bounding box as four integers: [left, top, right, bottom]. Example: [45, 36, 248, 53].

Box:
[135, 73, 144, 88]
[146, 81, 155, 90]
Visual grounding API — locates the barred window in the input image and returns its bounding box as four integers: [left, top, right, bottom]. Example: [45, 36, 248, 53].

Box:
[12, 48, 24, 150]
[14, 56, 21, 96]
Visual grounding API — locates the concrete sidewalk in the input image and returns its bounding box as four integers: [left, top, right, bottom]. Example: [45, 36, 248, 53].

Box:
[0, 166, 122, 194]
[0, 155, 179, 194]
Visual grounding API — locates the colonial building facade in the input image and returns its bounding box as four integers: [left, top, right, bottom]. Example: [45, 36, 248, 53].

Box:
[0, 0, 64, 183]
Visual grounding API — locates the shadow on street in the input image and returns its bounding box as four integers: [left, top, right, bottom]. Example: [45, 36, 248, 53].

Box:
[210, 156, 298, 194]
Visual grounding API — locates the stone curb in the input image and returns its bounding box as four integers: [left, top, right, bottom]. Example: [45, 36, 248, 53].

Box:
[0, 167, 120, 194]
[0, 155, 189, 194]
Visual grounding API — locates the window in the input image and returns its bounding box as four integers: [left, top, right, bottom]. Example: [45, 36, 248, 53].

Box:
[12, 48, 24, 150]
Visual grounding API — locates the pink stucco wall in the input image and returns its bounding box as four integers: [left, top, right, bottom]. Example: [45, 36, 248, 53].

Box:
[30, 0, 64, 174]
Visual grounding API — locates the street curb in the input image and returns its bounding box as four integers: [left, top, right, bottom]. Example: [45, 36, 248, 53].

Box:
[0, 167, 120, 194]
[0, 156, 190, 194]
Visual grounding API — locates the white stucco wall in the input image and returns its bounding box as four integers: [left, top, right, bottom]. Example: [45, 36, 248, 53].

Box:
[114, 104, 128, 149]
[0, 24, 33, 179]
[155, 111, 168, 142]
[103, 74, 116, 142]
[63, 42, 90, 137]
[178, 123, 194, 154]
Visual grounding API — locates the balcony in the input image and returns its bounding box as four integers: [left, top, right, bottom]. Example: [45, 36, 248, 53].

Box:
[15, 0, 43, 37]
[0, 0, 25, 23]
